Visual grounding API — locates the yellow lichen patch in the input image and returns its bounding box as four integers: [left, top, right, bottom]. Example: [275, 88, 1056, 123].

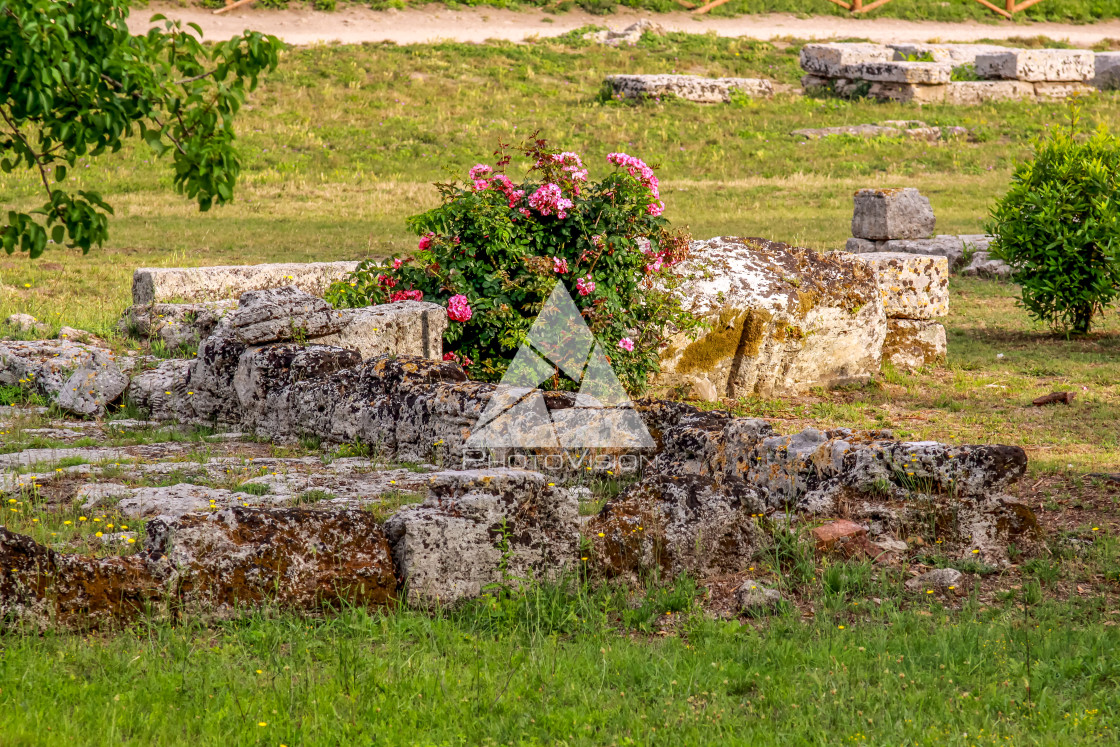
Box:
[796, 290, 819, 319]
[676, 307, 774, 374]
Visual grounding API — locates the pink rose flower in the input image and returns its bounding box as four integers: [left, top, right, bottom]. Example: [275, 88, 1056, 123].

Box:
[447, 294, 473, 323]
[443, 352, 459, 362]
[376, 273, 397, 289]
[576, 275, 595, 296]
[392, 257, 403, 270]
[552, 256, 568, 274]
[418, 232, 435, 251]
[618, 337, 635, 352]
[469, 164, 493, 180]
[390, 289, 423, 302]
[528, 183, 574, 219]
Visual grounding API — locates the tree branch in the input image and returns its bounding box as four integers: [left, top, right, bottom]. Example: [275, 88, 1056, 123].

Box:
[0, 107, 60, 218]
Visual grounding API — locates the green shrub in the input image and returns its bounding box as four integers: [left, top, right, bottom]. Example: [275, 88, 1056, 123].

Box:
[988, 116, 1120, 335]
[328, 138, 703, 395]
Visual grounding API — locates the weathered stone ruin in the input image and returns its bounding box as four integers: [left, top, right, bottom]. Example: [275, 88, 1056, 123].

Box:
[583, 19, 664, 47]
[132, 261, 360, 304]
[792, 120, 970, 142]
[604, 74, 775, 103]
[801, 42, 1102, 103]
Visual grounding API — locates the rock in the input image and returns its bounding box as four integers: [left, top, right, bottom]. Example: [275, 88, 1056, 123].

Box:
[875, 538, 909, 554]
[1032, 81, 1096, 101]
[313, 301, 448, 360]
[883, 319, 947, 371]
[125, 359, 194, 422]
[586, 473, 765, 580]
[881, 236, 967, 271]
[835, 61, 951, 85]
[793, 124, 905, 140]
[845, 237, 882, 253]
[867, 82, 948, 104]
[945, 80, 1035, 105]
[77, 483, 136, 509]
[976, 49, 1095, 82]
[225, 286, 346, 345]
[1032, 391, 1075, 406]
[812, 519, 867, 549]
[688, 377, 719, 403]
[799, 43, 893, 77]
[656, 237, 886, 398]
[0, 527, 162, 630]
[131, 261, 360, 305]
[0, 339, 129, 417]
[961, 250, 1013, 280]
[56, 326, 99, 345]
[849, 252, 949, 320]
[1095, 51, 1120, 90]
[4, 313, 50, 336]
[118, 300, 237, 351]
[186, 327, 249, 424]
[735, 579, 785, 616]
[384, 469, 579, 606]
[116, 483, 239, 518]
[889, 43, 1010, 66]
[584, 19, 663, 46]
[959, 234, 994, 252]
[851, 188, 935, 241]
[904, 567, 963, 592]
[604, 74, 774, 103]
[146, 507, 398, 614]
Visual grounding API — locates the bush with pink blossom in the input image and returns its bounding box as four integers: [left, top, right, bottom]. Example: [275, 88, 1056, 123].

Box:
[327, 138, 702, 395]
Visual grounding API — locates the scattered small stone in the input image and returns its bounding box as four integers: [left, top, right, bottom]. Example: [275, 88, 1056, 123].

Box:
[4, 313, 50, 336]
[735, 579, 785, 616]
[905, 567, 963, 592]
[875, 538, 909, 554]
[1032, 391, 1076, 407]
[583, 19, 663, 47]
[812, 519, 867, 552]
[605, 74, 774, 103]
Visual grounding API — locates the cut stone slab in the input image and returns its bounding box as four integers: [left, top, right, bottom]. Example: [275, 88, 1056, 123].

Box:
[604, 74, 774, 103]
[225, 286, 346, 345]
[836, 61, 951, 85]
[116, 483, 240, 518]
[888, 43, 1010, 66]
[961, 250, 1013, 280]
[0, 339, 129, 417]
[976, 49, 1095, 82]
[882, 319, 947, 371]
[1095, 52, 1120, 90]
[119, 300, 237, 351]
[799, 43, 893, 77]
[125, 359, 195, 422]
[851, 188, 935, 241]
[945, 80, 1036, 105]
[848, 252, 949, 320]
[313, 301, 448, 360]
[867, 82, 948, 104]
[881, 235, 967, 271]
[131, 261, 360, 305]
[792, 123, 967, 141]
[1032, 81, 1096, 100]
[845, 237, 881, 253]
[656, 237, 886, 400]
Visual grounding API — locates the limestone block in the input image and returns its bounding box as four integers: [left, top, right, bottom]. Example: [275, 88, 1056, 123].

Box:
[881, 235, 967, 271]
[1095, 52, 1120, 90]
[960, 234, 994, 252]
[836, 61, 951, 84]
[3, 313, 50, 336]
[131, 261, 360, 304]
[975, 49, 1095, 82]
[961, 251, 1013, 280]
[851, 188, 935, 241]
[1033, 81, 1096, 101]
[883, 319, 947, 371]
[604, 74, 774, 103]
[945, 80, 1035, 105]
[0, 340, 128, 417]
[313, 301, 447, 360]
[655, 237, 886, 399]
[118, 300, 237, 351]
[849, 252, 949, 320]
[889, 43, 1010, 66]
[867, 82, 947, 104]
[845, 237, 883, 253]
[225, 286, 346, 345]
[799, 43, 893, 76]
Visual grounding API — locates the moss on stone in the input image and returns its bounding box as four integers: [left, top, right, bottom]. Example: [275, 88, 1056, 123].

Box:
[676, 307, 774, 375]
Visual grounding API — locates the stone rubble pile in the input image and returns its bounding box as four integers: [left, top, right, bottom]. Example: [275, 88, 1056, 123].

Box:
[801, 43, 1101, 104]
[604, 74, 774, 103]
[583, 19, 663, 47]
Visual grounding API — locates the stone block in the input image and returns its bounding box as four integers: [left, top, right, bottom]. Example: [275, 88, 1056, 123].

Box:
[881, 235, 967, 271]
[889, 43, 1010, 66]
[0, 339, 129, 417]
[975, 49, 1095, 82]
[867, 82, 947, 104]
[845, 237, 883, 253]
[960, 234, 994, 252]
[1095, 51, 1120, 90]
[851, 188, 936, 241]
[118, 300, 237, 352]
[945, 80, 1035, 105]
[883, 319, 947, 370]
[225, 286, 346, 345]
[837, 61, 951, 84]
[799, 43, 893, 76]
[313, 301, 447, 360]
[132, 261, 360, 305]
[961, 251, 1013, 280]
[655, 237, 886, 399]
[1032, 81, 1096, 100]
[849, 251, 949, 320]
[604, 74, 774, 103]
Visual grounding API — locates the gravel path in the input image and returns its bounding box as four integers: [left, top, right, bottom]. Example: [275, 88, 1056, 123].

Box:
[134, 4, 1120, 46]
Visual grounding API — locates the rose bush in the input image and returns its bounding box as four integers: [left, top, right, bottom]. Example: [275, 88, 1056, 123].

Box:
[327, 138, 703, 395]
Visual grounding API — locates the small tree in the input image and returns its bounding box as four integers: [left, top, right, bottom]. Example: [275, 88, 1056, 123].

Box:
[0, 0, 281, 257]
[988, 116, 1120, 335]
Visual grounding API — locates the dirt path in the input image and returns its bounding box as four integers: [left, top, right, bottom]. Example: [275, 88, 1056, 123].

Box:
[136, 4, 1120, 46]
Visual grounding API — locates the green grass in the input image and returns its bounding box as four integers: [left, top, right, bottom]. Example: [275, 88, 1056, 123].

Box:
[2, 580, 1119, 745]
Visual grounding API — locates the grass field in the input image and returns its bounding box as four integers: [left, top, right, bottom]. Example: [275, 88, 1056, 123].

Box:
[2, 32, 1120, 745]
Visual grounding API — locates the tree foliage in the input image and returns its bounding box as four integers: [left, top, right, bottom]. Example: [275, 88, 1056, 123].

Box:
[0, 0, 281, 257]
[988, 114, 1120, 335]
